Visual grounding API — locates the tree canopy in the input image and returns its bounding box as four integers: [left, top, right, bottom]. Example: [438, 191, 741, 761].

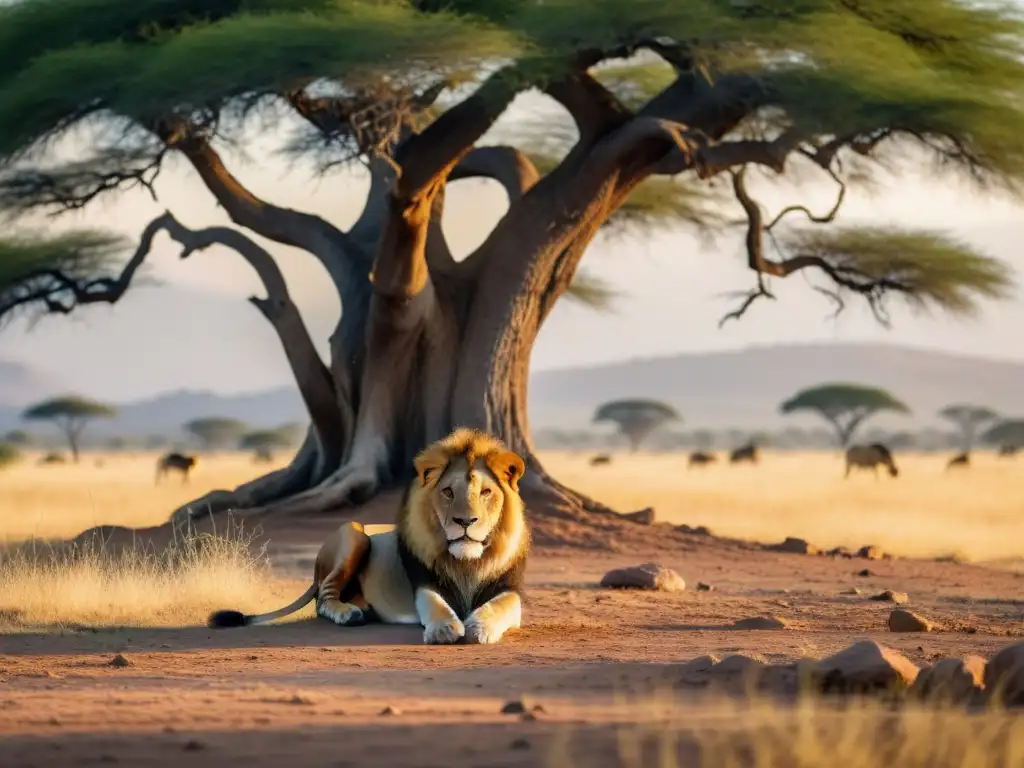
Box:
[21, 394, 117, 462]
[980, 418, 1024, 448]
[593, 398, 680, 452]
[780, 383, 909, 447]
[1, 0, 1022, 524]
[184, 417, 250, 450]
[938, 403, 999, 451]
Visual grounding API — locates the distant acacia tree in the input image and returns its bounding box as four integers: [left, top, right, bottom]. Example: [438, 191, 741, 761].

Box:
[185, 418, 250, 452]
[938, 404, 999, 452]
[980, 419, 1024, 450]
[2, 429, 33, 447]
[780, 384, 909, 448]
[21, 395, 116, 463]
[593, 399, 680, 452]
[239, 428, 295, 461]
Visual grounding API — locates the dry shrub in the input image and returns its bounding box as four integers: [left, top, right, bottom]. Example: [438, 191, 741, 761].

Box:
[0, 521, 301, 630]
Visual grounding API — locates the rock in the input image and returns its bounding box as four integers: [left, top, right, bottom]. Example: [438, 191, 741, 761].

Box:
[622, 507, 656, 524]
[984, 641, 1024, 707]
[108, 654, 131, 668]
[912, 656, 986, 703]
[509, 738, 531, 750]
[856, 569, 874, 577]
[678, 654, 720, 675]
[379, 705, 401, 716]
[678, 524, 713, 536]
[813, 640, 919, 693]
[599, 563, 685, 592]
[182, 741, 205, 752]
[711, 654, 767, 676]
[768, 537, 818, 555]
[731, 616, 788, 630]
[501, 698, 545, 715]
[857, 545, 885, 561]
[826, 546, 854, 558]
[843, 587, 864, 596]
[888, 609, 933, 633]
[870, 590, 909, 604]
[696, 582, 714, 592]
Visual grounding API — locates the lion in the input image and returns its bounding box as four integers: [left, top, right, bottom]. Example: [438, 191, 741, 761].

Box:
[208, 428, 530, 645]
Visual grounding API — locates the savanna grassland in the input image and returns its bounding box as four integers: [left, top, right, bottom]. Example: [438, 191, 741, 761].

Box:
[1, 449, 1022, 767]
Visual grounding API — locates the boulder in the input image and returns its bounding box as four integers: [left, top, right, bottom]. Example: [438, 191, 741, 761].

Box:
[599, 563, 685, 592]
[678, 654, 720, 675]
[813, 640, 919, 693]
[711, 654, 767, 676]
[912, 656, 986, 704]
[984, 641, 1024, 707]
[622, 507, 656, 524]
[870, 590, 909, 604]
[888, 609, 933, 632]
[731, 616, 788, 630]
[857, 545, 886, 561]
[768, 537, 818, 555]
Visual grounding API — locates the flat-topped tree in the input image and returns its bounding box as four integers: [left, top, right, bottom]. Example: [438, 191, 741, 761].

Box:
[593, 399, 680, 452]
[185, 417, 250, 452]
[0, 1, 1021, 525]
[980, 419, 1024, 450]
[780, 384, 910, 448]
[21, 395, 116, 463]
[938, 404, 999, 452]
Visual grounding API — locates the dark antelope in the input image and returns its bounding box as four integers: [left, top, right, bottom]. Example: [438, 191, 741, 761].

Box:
[844, 443, 899, 479]
[156, 452, 198, 484]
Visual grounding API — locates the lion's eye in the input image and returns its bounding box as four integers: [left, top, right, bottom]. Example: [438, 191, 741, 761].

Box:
[480, 488, 491, 498]
[441, 487, 454, 500]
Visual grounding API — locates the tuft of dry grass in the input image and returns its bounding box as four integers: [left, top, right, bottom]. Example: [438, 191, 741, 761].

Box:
[543, 450, 1024, 566]
[0, 520, 306, 631]
[550, 695, 1024, 768]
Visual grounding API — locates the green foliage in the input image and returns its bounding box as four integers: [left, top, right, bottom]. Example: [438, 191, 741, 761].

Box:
[780, 384, 910, 417]
[22, 395, 117, 421]
[938, 404, 998, 426]
[0, 228, 133, 322]
[3, 429, 34, 446]
[563, 269, 618, 312]
[239, 428, 294, 451]
[0, 441, 22, 469]
[185, 417, 250, 449]
[777, 227, 1014, 319]
[980, 419, 1024, 447]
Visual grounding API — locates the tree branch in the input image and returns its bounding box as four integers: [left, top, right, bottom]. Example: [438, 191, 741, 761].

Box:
[449, 145, 540, 203]
[545, 70, 633, 147]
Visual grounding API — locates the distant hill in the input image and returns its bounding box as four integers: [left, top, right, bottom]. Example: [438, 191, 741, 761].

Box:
[2, 343, 1022, 438]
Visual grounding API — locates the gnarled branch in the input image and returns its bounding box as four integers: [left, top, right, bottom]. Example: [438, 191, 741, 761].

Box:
[546, 70, 633, 147]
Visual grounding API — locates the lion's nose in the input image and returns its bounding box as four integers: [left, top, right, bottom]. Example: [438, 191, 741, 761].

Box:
[452, 516, 478, 528]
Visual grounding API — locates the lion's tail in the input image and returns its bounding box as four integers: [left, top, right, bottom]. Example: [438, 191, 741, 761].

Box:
[207, 582, 317, 628]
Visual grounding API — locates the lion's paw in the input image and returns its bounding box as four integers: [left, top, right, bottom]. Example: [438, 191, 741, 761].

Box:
[463, 613, 505, 645]
[423, 617, 464, 645]
[317, 601, 365, 627]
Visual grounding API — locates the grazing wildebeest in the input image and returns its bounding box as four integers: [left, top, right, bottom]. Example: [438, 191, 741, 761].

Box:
[998, 444, 1019, 458]
[729, 443, 759, 464]
[946, 452, 970, 470]
[156, 452, 198, 484]
[844, 443, 899, 479]
[253, 447, 274, 464]
[688, 450, 717, 468]
[589, 453, 612, 466]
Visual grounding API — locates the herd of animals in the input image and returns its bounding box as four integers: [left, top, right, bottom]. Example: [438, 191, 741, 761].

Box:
[589, 441, 1021, 478]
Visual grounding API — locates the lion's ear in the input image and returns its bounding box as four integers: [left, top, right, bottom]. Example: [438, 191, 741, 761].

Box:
[414, 448, 449, 488]
[489, 450, 525, 492]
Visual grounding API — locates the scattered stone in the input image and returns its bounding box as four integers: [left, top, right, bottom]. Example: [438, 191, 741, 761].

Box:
[711, 654, 767, 676]
[888, 609, 933, 633]
[599, 563, 685, 592]
[696, 582, 714, 592]
[509, 738, 531, 750]
[501, 699, 527, 715]
[843, 587, 864, 596]
[814, 640, 919, 693]
[870, 590, 909, 604]
[182, 740, 205, 752]
[379, 705, 401, 716]
[108, 654, 131, 668]
[856, 569, 874, 577]
[826, 546, 855, 558]
[912, 656, 986, 704]
[678, 654, 720, 675]
[678, 524, 713, 536]
[731, 616, 788, 630]
[857, 545, 885, 561]
[767, 537, 818, 555]
[622, 507, 656, 524]
[984, 641, 1024, 707]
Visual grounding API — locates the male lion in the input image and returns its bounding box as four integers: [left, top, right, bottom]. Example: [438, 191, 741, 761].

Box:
[208, 428, 530, 645]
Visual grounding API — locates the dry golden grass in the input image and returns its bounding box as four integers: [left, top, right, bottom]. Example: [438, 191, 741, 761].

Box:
[1, 449, 1021, 566]
[543, 450, 1024, 566]
[0, 521, 306, 631]
[553, 697, 1024, 768]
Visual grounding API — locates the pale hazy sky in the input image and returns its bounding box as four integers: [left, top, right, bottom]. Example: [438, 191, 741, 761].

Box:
[3, 90, 1024, 402]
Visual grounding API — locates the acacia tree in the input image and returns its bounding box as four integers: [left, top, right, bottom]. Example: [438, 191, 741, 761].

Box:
[592, 399, 680, 452]
[21, 395, 116, 463]
[938, 404, 999, 452]
[779, 384, 909, 448]
[0, 1, 1021, 526]
[240, 428, 296, 461]
[981, 419, 1024, 450]
[185, 417, 250, 452]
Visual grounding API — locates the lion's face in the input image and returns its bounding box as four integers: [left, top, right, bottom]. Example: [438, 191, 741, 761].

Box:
[429, 455, 506, 560]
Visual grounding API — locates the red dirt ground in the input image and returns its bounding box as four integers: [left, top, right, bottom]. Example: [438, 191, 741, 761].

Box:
[2, 497, 1022, 766]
